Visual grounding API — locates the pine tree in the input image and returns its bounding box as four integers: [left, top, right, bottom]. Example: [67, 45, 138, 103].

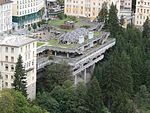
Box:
[102, 51, 133, 112]
[97, 2, 108, 23]
[143, 17, 150, 38]
[86, 77, 104, 113]
[13, 55, 27, 97]
[108, 3, 120, 37]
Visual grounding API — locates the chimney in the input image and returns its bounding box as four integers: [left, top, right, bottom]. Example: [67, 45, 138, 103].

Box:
[79, 35, 84, 44]
[88, 31, 94, 39]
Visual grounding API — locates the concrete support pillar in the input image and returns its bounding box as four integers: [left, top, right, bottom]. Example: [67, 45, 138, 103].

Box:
[67, 53, 69, 58]
[54, 51, 57, 56]
[84, 69, 87, 83]
[74, 75, 77, 85]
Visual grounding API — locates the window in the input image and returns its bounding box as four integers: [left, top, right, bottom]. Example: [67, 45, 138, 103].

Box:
[5, 64, 8, 71]
[11, 48, 14, 53]
[5, 56, 8, 61]
[5, 82, 8, 87]
[11, 75, 13, 80]
[11, 65, 14, 72]
[5, 75, 8, 79]
[5, 47, 8, 52]
[11, 57, 14, 62]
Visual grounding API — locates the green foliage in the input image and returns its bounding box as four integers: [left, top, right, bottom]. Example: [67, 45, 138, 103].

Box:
[86, 77, 104, 113]
[108, 3, 120, 37]
[28, 26, 31, 31]
[43, 62, 71, 92]
[0, 89, 48, 113]
[135, 85, 150, 113]
[36, 92, 60, 113]
[57, 13, 67, 20]
[32, 23, 37, 31]
[13, 55, 27, 97]
[0, 89, 14, 113]
[97, 2, 108, 23]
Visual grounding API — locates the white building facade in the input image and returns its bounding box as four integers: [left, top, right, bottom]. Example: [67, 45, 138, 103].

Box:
[12, 0, 45, 29]
[0, 35, 37, 99]
[64, 0, 132, 21]
[134, 0, 150, 26]
[0, 0, 13, 33]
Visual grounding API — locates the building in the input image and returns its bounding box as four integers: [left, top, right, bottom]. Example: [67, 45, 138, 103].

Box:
[119, 0, 132, 18]
[0, 0, 13, 33]
[37, 23, 116, 84]
[12, 0, 45, 29]
[134, 0, 150, 26]
[45, 0, 64, 19]
[64, 0, 132, 21]
[0, 34, 37, 99]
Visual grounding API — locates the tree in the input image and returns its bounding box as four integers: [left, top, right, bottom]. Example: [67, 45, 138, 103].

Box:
[0, 89, 14, 113]
[36, 92, 60, 113]
[32, 23, 37, 32]
[101, 51, 133, 112]
[28, 26, 31, 31]
[13, 55, 27, 97]
[86, 77, 104, 113]
[0, 89, 48, 113]
[108, 3, 120, 37]
[97, 2, 108, 23]
[143, 17, 150, 38]
[135, 85, 150, 113]
[43, 62, 71, 92]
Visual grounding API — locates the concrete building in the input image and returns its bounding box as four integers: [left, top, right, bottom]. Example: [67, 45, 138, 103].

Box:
[36, 23, 116, 84]
[0, 0, 13, 33]
[0, 34, 37, 99]
[134, 0, 150, 26]
[12, 0, 45, 29]
[64, 0, 132, 21]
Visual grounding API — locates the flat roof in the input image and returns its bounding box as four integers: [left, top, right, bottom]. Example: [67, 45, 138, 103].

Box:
[0, 34, 36, 47]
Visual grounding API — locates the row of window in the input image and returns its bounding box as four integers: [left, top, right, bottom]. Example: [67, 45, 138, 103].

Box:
[21, 42, 35, 52]
[138, 1, 150, 6]
[17, 3, 37, 9]
[24, 60, 34, 69]
[137, 8, 150, 13]
[5, 64, 15, 72]
[5, 47, 14, 53]
[17, 8, 38, 15]
[136, 15, 148, 20]
[5, 56, 14, 62]
[4, 74, 14, 80]
[17, 0, 37, 4]
[136, 20, 144, 25]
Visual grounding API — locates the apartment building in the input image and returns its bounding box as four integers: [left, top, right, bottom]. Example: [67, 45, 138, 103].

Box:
[134, 0, 150, 26]
[64, 0, 132, 21]
[0, 0, 13, 33]
[120, 0, 132, 18]
[12, 0, 44, 29]
[0, 34, 37, 99]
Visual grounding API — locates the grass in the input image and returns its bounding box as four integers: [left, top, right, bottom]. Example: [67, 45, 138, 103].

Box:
[94, 31, 101, 37]
[37, 42, 45, 47]
[48, 17, 80, 27]
[48, 39, 76, 48]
